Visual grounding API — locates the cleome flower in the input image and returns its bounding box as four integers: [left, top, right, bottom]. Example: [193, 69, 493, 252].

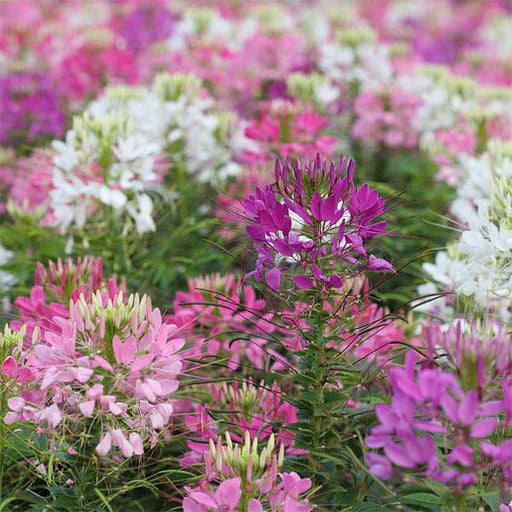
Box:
[183, 432, 312, 512]
[243, 100, 337, 163]
[181, 379, 301, 467]
[419, 140, 512, 322]
[0, 71, 65, 146]
[425, 319, 512, 392]
[352, 88, 423, 149]
[365, 350, 510, 488]
[242, 154, 393, 291]
[48, 72, 245, 238]
[14, 257, 124, 337]
[5, 291, 184, 459]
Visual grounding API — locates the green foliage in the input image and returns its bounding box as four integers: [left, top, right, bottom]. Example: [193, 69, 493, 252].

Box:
[0, 421, 195, 511]
[0, 180, 233, 317]
[0, 211, 66, 300]
[352, 145, 455, 308]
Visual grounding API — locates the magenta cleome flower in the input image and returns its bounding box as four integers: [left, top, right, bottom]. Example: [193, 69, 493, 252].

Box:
[243, 100, 337, 163]
[0, 71, 65, 145]
[242, 154, 393, 291]
[111, 1, 179, 54]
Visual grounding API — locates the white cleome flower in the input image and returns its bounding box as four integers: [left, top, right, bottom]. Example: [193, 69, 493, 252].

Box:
[127, 194, 156, 235]
[0, 242, 17, 293]
[418, 144, 512, 322]
[47, 74, 243, 237]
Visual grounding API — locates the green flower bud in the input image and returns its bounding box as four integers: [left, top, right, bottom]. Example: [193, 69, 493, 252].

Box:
[153, 73, 202, 102]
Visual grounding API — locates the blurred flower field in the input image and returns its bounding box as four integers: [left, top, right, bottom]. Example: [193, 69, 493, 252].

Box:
[0, 0, 511, 510]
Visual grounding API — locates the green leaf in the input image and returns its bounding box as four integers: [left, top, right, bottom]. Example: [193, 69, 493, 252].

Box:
[14, 491, 47, 505]
[0, 498, 17, 512]
[94, 488, 114, 512]
[421, 479, 448, 497]
[401, 492, 442, 510]
[482, 493, 500, 512]
[48, 485, 80, 507]
[351, 503, 393, 512]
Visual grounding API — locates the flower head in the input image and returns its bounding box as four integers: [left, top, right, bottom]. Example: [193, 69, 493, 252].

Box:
[366, 350, 509, 487]
[0, 71, 65, 146]
[6, 291, 183, 459]
[14, 258, 123, 336]
[242, 154, 393, 291]
[183, 431, 312, 512]
[181, 380, 301, 467]
[244, 100, 337, 162]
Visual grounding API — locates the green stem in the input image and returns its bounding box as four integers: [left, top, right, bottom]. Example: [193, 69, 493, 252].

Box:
[305, 332, 331, 481]
[453, 492, 466, 512]
[238, 475, 249, 512]
[374, 143, 388, 183]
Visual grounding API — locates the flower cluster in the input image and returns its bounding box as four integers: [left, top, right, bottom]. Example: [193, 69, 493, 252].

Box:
[111, 1, 179, 54]
[352, 89, 423, 149]
[243, 100, 337, 163]
[366, 350, 511, 487]
[47, 72, 244, 236]
[5, 291, 183, 459]
[50, 94, 163, 236]
[183, 433, 312, 512]
[427, 320, 512, 391]
[0, 71, 65, 145]
[319, 27, 393, 93]
[171, 273, 286, 372]
[242, 155, 393, 291]
[14, 256, 124, 334]
[286, 72, 340, 109]
[1, 149, 54, 214]
[167, 6, 305, 113]
[182, 379, 301, 467]
[0, 258, 181, 462]
[419, 140, 512, 321]
[57, 41, 139, 103]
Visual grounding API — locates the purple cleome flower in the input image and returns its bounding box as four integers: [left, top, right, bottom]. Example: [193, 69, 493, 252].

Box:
[365, 350, 511, 487]
[0, 71, 65, 145]
[114, 3, 179, 53]
[242, 154, 393, 291]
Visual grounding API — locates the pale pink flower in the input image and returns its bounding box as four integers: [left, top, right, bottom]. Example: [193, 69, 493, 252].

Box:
[184, 478, 241, 512]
